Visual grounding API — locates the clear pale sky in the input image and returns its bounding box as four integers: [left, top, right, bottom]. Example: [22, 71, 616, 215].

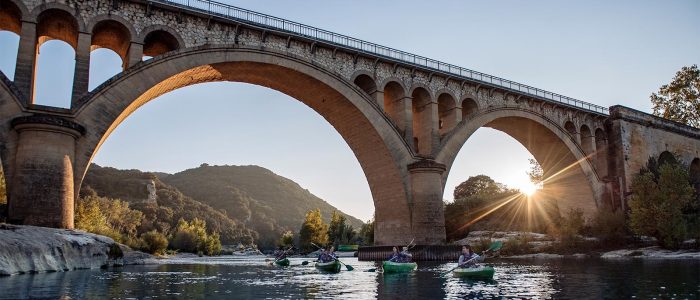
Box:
[0, 0, 698, 221]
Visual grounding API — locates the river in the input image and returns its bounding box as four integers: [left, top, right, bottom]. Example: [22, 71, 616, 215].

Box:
[0, 256, 697, 299]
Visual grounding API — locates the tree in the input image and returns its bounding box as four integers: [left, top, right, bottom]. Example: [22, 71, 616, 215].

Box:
[526, 159, 544, 185]
[453, 175, 506, 200]
[278, 230, 295, 248]
[141, 230, 169, 255]
[328, 210, 347, 245]
[171, 218, 222, 255]
[298, 209, 329, 252]
[651, 64, 700, 128]
[628, 156, 695, 248]
[359, 218, 374, 245]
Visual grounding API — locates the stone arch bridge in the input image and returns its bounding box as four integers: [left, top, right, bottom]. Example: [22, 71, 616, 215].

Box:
[0, 0, 698, 245]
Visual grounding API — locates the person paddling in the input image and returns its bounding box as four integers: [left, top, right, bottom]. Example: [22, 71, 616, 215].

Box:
[400, 246, 413, 263]
[274, 246, 288, 260]
[327, 246, 337, 261]
[388, 246, 401, 262]
[458, 245, 479, 268]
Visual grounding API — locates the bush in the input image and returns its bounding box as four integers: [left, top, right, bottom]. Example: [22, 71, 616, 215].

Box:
[590, 209, 627, 246]
[141, 230, 169, 255]
[171, 218, 222, 255]
[628, 157, 695, 249]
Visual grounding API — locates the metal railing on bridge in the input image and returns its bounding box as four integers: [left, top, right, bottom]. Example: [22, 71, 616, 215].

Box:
[152, 0, 609, 115]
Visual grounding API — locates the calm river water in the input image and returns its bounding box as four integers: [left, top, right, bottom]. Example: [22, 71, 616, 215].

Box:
[0, 256, 698, 299]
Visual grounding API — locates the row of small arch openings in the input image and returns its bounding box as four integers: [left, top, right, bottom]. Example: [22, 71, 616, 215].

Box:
[0, 0, 184, 108]
[352, 73, 478, 155]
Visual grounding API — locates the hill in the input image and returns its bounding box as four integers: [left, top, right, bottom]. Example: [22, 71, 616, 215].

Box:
[82, 164, 365, 248]
[161, 164, 364, 245]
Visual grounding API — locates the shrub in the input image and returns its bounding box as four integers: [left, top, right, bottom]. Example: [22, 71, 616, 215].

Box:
[141, 230, 169, 255]
[589, 209, 627, 246]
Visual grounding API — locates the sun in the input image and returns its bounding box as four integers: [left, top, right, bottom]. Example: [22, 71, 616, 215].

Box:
[517, 182, 539, 197]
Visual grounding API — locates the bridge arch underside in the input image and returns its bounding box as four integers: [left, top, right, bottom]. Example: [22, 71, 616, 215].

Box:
[439, 109, 603, 217]
[74, 47, 414, 245]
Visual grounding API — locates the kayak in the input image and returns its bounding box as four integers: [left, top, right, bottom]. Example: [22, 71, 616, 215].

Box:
[315, 260, 341, 273]
[382, 261, 417, 273]
[274, 258, 290, 267]
[452, 266, 495, 279]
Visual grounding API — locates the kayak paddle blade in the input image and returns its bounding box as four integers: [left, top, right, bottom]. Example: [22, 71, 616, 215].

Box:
[487, 241, 503, 252]
[301, 261, 309, 265]
[345, 265, 354, 271]
[366, 268, 376, 272]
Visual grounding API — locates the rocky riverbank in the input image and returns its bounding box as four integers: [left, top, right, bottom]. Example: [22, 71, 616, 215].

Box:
[455, 230, 699, 260]
[0, 224, 154, 275]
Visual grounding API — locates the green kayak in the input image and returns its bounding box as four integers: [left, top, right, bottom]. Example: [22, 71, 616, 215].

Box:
[315, 260, 341, 273]
[274, 258, 290, 267]
[382, 261, 417, 273]
[452, 266, 495, 279]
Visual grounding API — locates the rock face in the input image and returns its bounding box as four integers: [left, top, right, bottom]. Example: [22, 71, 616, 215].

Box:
[0, 224, 125, 275]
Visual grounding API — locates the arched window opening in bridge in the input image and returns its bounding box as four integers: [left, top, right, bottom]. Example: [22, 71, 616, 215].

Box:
[382, 81, 405, 134]
[142, 30, 180, 59]
[0, 0, 22, 80]
[32, 9, 79, 108]
[411, 87, 434, 155]
[88, 20, 131, 90]
[580, 125, 595, 156]
[461, 98, 478, 121]
[353, 74, 376, 98]
[437, 93, 457, 136]
[88, 48, 123, 91]
[658, 151, 677, 167]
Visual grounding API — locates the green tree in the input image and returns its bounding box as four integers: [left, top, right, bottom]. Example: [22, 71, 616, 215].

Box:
[278, 230, 295, 248]
[359, 218, 374, 245]
[628, 156, 695, 248]
[75, 195, 122, 242]
[171, 218, 222, 255]
[298, 209, 329, 252]
[328, 210, 347, 245]
[453, 175, 507, 200]
[141, 230, 169, 255]
[526, 159, 544, 185]
[651, 64, 700, 128]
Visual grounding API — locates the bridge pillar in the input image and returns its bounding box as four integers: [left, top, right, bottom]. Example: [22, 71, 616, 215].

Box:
[14, 20, 37, 105]
[7, 115, 84, 228]
[408, 160, 447, 244]
[71, 32, 92, 106]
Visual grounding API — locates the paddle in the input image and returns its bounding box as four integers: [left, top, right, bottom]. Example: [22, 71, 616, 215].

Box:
[442, 241, 503, 275]
[311, 242, 354, 271]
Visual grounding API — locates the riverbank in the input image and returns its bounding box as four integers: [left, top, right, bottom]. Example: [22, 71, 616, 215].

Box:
[0, 224, 155, 275]
[457, 230, 700, 260]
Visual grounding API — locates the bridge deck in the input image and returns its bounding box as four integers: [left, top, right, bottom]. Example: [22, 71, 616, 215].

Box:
[144, 0, 609, 115]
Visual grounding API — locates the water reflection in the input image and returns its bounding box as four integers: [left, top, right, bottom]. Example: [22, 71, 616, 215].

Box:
[0, 257, 697, 299]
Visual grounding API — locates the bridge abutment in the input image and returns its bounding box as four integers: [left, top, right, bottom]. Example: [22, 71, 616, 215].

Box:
[7, 115, 84, 228]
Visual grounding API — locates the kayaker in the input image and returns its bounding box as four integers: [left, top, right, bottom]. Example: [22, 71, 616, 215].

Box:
[327, 246, 338, 261]
[458, 245, 479, 268]
[400, 246, 413, 263]
[274, 246, 288, 260]
[388, 246, 401, 262]
[317, 248, 327, 262]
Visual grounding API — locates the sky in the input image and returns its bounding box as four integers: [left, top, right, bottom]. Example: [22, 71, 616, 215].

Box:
[0, 0, 698, 221]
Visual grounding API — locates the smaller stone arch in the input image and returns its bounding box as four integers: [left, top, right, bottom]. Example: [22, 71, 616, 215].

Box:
[378, 76, 408, 94]
[437, 92, 457, 135]
[352, 72, 377, 96]
[658, 151, 676, 167]
[86, 14, 138, 43]
[30, 3, 86, 33]
[138, 25, 184, 57]
[0, 0, 25, 34]
[90, 19, 133, 64]
[383, 80, 407, 135]
[36, 8, 80, 49]
[580, 124, 594, 155]
[411, 86, 435, 155]
[461, 97, 478, 121]
[409, 83, 435, 100]
[564, 121, 577, 141]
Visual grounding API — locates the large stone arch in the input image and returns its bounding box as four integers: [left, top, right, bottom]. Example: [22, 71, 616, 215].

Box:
[437, 107, 604, 216]
[72, 45, 415, 245]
